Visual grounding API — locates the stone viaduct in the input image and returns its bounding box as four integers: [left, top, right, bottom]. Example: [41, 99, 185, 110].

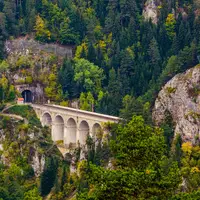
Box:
[32, 104, 119, 148]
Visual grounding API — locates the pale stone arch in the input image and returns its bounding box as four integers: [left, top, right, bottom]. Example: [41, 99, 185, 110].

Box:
[52, 115, 64, 142]
[41, 112, 52, 127]
[92, 123, 102, 140]
[79, 120, 89, 145]
[64, 118, 77, 147]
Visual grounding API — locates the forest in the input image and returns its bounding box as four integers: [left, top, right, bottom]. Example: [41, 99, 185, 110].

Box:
[0, 0, 199, 116]
[0, 0, 200, 199]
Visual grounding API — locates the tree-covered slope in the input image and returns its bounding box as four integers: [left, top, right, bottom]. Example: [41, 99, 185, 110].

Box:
[0, 0, 200, 116]
[1, 0, 200, 199]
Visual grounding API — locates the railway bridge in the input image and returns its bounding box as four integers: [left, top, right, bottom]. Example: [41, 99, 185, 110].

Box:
[32, 104, 119, 148]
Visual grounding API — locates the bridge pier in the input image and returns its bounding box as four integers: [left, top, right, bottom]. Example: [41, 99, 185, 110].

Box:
[52, 122, 63, 141]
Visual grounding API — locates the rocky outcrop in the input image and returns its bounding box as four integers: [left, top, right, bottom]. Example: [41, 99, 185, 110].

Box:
[5, 37, 74, 58]
[143, 0, 160, 24]
[153, 65, 200, 143]
[30, 150, 45, 177]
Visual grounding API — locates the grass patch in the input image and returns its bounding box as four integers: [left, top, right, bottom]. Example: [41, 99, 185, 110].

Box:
[5, 105, 41, 127]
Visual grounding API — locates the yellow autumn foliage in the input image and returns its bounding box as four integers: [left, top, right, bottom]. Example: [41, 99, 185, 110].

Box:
[126, 47, 135, 59]
[146, 170, 151, 175]
[35, 15, 51, 41]
[191, 167, 200, 173]
[165, 13, 176, 40]
[98, 40, 106, 52]
[182, 142, 192, 154]
[75, 42, 88, 59]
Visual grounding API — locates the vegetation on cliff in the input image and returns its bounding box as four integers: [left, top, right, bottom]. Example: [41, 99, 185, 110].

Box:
[0, 106, 64, 199]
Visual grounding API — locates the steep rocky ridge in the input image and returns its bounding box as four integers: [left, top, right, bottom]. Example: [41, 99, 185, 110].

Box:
[153, 65, 200, 143]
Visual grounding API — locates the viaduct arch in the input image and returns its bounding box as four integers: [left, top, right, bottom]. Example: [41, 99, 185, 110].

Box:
[42, 112, 52, 126]
[33, 104, 119, 148]
[65, 118, 77, 146]
[53, 115, 64, 141]
[79, 120, 89, 145]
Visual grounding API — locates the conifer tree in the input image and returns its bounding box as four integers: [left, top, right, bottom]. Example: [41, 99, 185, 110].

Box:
[106, 68, 122, 115]
[3, 0, 17, 35]
[58, 59, 76, 99]
[40, 157, 58, 196]
[177, 21, 185, 50]
[59, 18, 78, 44]
[148, 37, 161, 79]
[87, 43, 96, 64]
[25, 0, 36, 33]
[119, 48, 134, 95]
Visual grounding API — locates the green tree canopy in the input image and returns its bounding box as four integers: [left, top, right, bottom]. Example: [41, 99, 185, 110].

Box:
[74, 58, 104, 94]
[77, 116, 180, 200]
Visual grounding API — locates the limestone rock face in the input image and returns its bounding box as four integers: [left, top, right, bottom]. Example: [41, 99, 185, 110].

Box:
[5, 37, 73, 58]
[143, 0, 160, 24]
[31, 150, 45, 177]
[0, 125, 46, 177]
[153, 66, 200, 143]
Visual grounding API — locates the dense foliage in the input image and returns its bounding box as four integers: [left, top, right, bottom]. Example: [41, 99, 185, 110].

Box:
[1, 109, 200, 199]
[77, 116, 180, 200]
[1, 0, 200, 199]
[0, 0, 200, 117]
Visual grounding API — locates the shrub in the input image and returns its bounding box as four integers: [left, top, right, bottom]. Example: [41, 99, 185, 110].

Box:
[166, 87, 176, 94]
[25, 76, 33, 84]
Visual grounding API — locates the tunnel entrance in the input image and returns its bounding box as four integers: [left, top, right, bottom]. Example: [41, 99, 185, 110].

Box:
[22, 90, 33, 103]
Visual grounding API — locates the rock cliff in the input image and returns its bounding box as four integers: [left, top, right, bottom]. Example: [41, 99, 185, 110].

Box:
[153, 65, 200, 143]
[5, 37, 74, 58]
[143, 0, 160, 24]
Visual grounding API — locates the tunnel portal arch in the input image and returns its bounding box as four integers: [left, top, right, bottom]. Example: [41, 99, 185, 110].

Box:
[22, 90, 33, 103]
